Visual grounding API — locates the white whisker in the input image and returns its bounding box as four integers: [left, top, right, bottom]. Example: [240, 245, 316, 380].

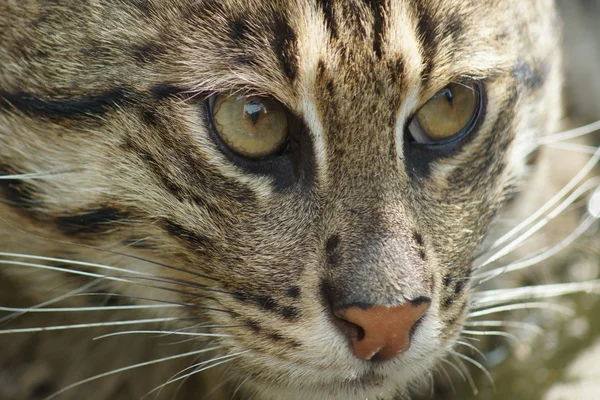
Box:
[476, 177, 600, 270]
[94, 330, 231, 341]
[474, 213, 598, 283]
[538, 119, 600, 145]
[545, 142, 600, 155]
[0, 278, 103, 324]
[440, 358, 467, 384]
[0, 317, 181, 335]
[145, 351, 248, 398]
[451, 350, 494, 390]
[481, 146, 600, 259]
[472, 281, 600, 308]
[43, 346, 222, 400]
[0, 251, 154, 276]
[464, 320, 543, 335]
[454, 339, 487, 361]
[451, 354, 478, 395]
[461, 329, 520, 342]
[469, 301, 574, 316]
[0, 304, 181, 313]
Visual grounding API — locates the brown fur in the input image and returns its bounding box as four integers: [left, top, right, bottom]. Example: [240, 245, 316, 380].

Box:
[0, 1, 568, 399]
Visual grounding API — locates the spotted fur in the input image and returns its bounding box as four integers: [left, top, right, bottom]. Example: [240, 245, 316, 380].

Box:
[0, 0, 568, 399]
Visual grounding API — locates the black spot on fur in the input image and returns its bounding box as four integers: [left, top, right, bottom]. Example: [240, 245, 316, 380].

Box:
[325, 235, 340, 268]
[419, 249, 427, 261]
[454, 280, 465, 294]
[56, 206, 132, 236]
[0, 89, 128, 120]
[317, 0, 338, 40]
[229, 17, 249, 42]
[256, 295, 277, 311]
[442, 296, 455, 309]
[268, 333, 284, 342]
[247, 320, 262, 333]
[286, 286, 301, 299]
[270, 13, 299, 82]
[280, 306, 300, 320]
[412, 231, 424, 247]
[162, 220, 216, 252]
[443, 274, 453, 287]
[130, 42, 165, 65]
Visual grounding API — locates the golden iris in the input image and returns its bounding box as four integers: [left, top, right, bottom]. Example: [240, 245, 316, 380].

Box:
[409, 83, 480, 143]
[211, 95, 289, 158]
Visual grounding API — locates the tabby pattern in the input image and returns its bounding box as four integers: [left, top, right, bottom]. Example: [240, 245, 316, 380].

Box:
[0, 1, 571, 399]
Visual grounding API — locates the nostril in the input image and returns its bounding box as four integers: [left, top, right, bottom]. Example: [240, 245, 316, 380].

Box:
[331, 313, 365, 342]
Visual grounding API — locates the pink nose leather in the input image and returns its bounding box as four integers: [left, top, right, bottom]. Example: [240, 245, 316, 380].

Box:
[335, 301, 430, 361]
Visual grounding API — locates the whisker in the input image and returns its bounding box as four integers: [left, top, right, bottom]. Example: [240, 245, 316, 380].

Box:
[451, 351, 494, 391]
[0, 215, 219, 282]
[0, 304, 181, 313]
[145, 351, 248, 398]
[474, 213, 598, 283]
[435, 364, 456, 395]
[475, 177, 600, 270]
[440, 358, 467, 384]
[0, 278, 103, 325]
[545, 142, 600, 155]
[451, 354, 478, 395]
[0, 170, 77, 180]
[461, 330, 520, 342]
[479, 146, 600, 259]
[93, 330, 231, 341]
[0, 317, 185, 335]
[472, 281, 600, 308]
[464, 320, 544, 335]
[538, 119, 600, 145]
[454, 340, 487, 361]
[43, 346, 222, 400]
[74, 293, 234, 315]
[469, 301, 574, 316]
[0, 251, 153, 277]
[0, 259, 226, 304]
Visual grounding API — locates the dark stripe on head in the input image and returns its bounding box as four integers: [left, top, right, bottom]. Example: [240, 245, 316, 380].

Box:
[56, 206, 133, 236]
[364, 0, 389, 58]
[0, 89, 128, 120]
[413, 2, 438, 80]
[270, 12, 300, 82]
[317, 0, 338, 40]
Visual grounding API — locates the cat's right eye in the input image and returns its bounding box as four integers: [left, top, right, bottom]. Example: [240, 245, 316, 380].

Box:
[407, 82, 482, 145]
[208, 94, 289, 159]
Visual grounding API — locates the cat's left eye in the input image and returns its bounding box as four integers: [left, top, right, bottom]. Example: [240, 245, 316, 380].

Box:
[208, 94, 289, 159]
[407, 83, 482, 144]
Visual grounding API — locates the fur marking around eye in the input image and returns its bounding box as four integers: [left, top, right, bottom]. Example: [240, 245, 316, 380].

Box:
[0, 89, 128, 120]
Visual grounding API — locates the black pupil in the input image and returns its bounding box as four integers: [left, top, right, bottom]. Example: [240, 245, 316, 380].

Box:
[442, 88, 454, 105]
[247, 99, 262, 125]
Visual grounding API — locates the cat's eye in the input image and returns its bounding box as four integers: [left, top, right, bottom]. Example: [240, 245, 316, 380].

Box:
[209, 94, 289, 159]
[408, 83, 482, 144]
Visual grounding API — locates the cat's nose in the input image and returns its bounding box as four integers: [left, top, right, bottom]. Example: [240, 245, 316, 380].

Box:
[332, 298, 431, 361]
